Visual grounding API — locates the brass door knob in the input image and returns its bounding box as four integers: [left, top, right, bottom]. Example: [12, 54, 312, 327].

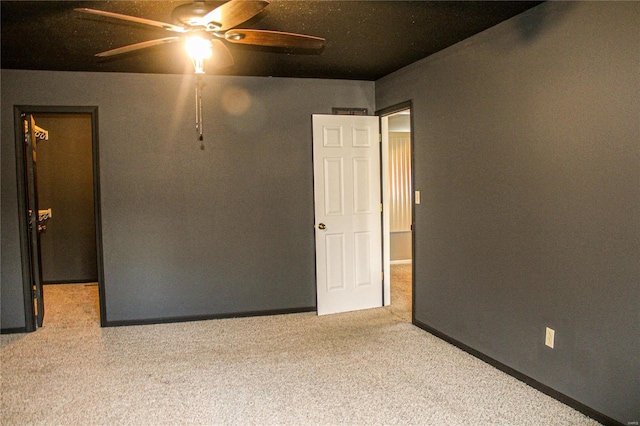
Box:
[318, 223, 326, 230]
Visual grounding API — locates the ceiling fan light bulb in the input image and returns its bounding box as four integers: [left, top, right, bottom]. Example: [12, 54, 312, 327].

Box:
[185, 36, 213, 60]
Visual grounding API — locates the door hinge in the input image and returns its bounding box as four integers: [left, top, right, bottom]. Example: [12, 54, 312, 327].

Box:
[380, 203, 383, 212]
[27, 210, 36, 229]
[381, 271, 384, 281]
[379, 133, 382, 143]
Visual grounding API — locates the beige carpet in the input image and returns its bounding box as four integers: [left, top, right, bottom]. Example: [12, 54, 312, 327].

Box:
[1, 266, 598, 425]
[389, 262, 412, 323]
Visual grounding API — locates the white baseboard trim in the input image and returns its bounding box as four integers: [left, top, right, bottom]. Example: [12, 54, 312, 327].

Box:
[391, 259, 412, 265]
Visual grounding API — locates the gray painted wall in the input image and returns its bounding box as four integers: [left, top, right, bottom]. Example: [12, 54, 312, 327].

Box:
[1, 108, 25, 329]
[1, 71, 374, 327]
[376, 2, 639, 423]
[34, 113, 98, 283]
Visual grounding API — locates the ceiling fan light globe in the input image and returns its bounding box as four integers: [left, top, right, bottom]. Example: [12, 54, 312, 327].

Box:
[185, 36, 213, 60]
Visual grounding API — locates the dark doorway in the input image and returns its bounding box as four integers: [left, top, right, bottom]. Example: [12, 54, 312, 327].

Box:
[14, 106, 106, 331]
[34, 113, 98, 283]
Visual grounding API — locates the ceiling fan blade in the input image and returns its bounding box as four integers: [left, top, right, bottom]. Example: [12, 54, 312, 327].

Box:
[75, 8, 187, 33]
[95, 37, 180, 57]
[209, 39, 235, 69]
[225, 30, 325, 50]
[201, 0, 270, 32]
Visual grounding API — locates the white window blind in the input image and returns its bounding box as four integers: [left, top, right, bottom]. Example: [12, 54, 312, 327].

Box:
[389, 132, 412, 232]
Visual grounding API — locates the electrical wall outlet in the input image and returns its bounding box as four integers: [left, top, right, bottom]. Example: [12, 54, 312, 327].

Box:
[545, 327, 555, 348]
[415, 190, 421, 204]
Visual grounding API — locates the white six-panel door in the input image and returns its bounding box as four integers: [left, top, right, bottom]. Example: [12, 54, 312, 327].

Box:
[312, 114, 382, 315]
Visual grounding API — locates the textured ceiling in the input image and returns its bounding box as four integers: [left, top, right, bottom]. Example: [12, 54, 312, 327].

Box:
[1, 1, 543, 81]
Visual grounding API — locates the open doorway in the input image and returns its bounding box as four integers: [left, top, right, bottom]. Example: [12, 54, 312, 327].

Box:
[14, 106, 105, 331]
[379, 102, 414, 322]
[311, 106, 413, 318]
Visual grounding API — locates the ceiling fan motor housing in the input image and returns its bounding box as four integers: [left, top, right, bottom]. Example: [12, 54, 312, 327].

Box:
[171, 2, 221, 29]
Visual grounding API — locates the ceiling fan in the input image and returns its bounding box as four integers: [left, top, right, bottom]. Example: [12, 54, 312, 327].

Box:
[75, 0, 326, 73]
[76, 0, 325, 144]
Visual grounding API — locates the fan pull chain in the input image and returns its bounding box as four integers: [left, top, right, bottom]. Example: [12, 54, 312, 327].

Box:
[195, 75, 205, 148]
